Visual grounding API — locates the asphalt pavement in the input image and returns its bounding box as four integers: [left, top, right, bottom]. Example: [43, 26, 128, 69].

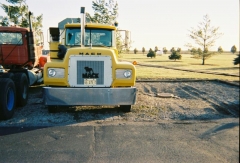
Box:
[0, 119, 239, 163]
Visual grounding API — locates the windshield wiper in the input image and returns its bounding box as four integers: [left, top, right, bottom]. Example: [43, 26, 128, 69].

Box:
[91, 44, 110, 47]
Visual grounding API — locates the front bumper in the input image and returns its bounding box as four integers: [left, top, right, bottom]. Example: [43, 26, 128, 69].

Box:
[42, 87, 137, 106]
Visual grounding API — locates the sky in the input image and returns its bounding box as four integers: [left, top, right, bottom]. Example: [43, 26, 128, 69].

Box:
[0, 0, 239, 51]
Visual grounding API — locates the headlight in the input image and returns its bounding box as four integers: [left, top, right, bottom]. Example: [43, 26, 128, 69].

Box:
[48, 69, 56, 77]
[116, 69, 132, 79]
[123, 70, 131, 78]
[48, 68, 65, 78]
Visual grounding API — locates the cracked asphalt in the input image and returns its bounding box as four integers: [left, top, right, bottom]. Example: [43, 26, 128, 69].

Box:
[0, 119, 239, 163]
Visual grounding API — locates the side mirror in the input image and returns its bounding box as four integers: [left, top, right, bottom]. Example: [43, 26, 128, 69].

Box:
[49, 27, 60, 42]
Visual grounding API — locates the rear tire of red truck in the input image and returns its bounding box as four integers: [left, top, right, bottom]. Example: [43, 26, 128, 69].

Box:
[0, 78, 16, 120]
[13, 73, 29, 107]
[1, 72, 14, 79]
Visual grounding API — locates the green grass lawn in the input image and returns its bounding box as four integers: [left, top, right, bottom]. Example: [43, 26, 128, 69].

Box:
[120, 52, 240, 81]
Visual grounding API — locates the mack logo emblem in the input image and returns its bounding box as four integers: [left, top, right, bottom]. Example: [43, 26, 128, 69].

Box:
[82, 66, 99, 78]
[79, 52, 101, 55]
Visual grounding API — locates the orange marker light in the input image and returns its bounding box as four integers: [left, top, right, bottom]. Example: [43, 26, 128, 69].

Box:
[132, 61, 137, 65]
[39, 56, 47, 68]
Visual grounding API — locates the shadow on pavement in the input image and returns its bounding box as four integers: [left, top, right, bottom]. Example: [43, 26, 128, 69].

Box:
[0, 126, 49, 136]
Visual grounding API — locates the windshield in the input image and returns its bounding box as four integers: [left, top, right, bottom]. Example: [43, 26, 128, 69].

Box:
[66, 28, 112, 47]
[0, 32, 23, 45]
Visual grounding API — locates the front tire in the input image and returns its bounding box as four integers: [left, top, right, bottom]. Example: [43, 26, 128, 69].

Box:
[13, 73, 29, 107]
[120, 105, 131, 112]
[0, 78, 16, 120]
[48, 106, 58, 113]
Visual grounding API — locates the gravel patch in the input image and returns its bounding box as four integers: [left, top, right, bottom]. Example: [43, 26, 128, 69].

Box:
[0, 81, 239, 126]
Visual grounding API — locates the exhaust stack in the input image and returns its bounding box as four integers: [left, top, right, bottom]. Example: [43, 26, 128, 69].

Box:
[28, 11, 33, 32]
[80, 7, 85, 47]
[28, 11, 36, 66]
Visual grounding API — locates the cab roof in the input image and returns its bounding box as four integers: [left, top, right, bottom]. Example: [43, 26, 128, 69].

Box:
[64, 23, 116, 30]
[0, 26, 29, 32]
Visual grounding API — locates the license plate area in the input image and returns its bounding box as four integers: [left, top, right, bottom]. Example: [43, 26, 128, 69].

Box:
[84, 79, 97, 85]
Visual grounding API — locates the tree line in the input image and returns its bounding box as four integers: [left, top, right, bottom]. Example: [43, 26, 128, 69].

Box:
[135, 45, 237, 55]
[133, 14, 239, 65]
[133, 44, 238, 63]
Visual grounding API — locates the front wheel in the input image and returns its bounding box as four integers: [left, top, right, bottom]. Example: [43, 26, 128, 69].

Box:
[48, 106, 58, 113]
[0, 78, 16, 120]
[120, 105, 131, 112]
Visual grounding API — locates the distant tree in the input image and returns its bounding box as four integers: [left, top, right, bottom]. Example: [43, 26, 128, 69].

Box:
[134, 48, 138, 54]
[185, 15, 223, 65]
[154, 46, 158, 52]
[125, 47, 130, 54]
[218, 46, 223, 54]
[231, 45, 237, 54]
[192, 47, 210, 61]
[189, 48, 197, 55]
[116, 31, 127, 54]
[31, 13, 43, 44]
[142, 47, 145, 54]
[233, 55, 240, 65]
[163, 47, 168, 54]
[147, 48, 156, 58]
[170, 47, 175, 53]
[177, 48, 181, 53]
[169, 49, 182, 61]
[197, 48, 203, 54]
[115, 32, 123, 54]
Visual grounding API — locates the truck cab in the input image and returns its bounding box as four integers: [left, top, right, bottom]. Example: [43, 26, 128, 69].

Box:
[0, 26, 43, 68]
[0, 12, 45, 120]
[43, 7, 137, 112]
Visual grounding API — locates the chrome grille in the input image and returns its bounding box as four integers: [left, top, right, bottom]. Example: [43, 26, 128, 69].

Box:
[68, 55, 112, 87]
[77, 61, 104, 84]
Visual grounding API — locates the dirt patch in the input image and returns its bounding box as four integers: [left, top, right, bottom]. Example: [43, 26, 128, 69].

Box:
[132, 81, 239, 121]
[0, 81, 239, 126]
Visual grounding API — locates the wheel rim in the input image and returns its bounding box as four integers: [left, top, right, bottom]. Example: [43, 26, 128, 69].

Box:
[6, 87, 14, 111]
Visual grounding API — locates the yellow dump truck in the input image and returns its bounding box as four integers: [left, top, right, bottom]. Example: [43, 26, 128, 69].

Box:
[42, 7, 137, 112]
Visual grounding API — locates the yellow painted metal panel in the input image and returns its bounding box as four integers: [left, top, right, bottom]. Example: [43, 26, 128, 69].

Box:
[44, 47, 136, 87]
[49, 42, 59, 59]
